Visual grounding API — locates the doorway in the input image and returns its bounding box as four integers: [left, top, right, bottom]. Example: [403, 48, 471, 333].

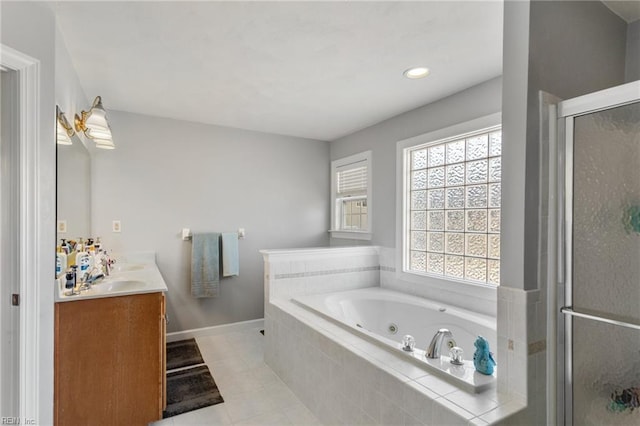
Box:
[0, 66, 20, 418]
[0, 43, 51, 423]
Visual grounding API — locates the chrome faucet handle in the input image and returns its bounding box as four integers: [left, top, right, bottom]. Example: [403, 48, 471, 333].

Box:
[449, 346, 464, 365]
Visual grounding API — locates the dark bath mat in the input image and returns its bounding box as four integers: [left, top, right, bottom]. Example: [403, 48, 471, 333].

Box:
[166, 338, 204, 371]
[163, 365, 224, 418]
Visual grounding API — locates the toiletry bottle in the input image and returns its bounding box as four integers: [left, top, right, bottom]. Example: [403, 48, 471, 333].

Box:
[67, 249, 77, 267]
[65, 265, 77, 290]
[60, 238, 68, 254]
[56, 247, 67, 277]
[76, 249, 93, 281]
[55, 249, 62, 277]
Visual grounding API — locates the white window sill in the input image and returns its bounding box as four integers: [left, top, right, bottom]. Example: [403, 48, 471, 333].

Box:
[328, 230, 373, 241]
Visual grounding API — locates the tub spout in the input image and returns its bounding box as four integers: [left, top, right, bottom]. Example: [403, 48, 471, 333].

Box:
[426, 328, 456, 359]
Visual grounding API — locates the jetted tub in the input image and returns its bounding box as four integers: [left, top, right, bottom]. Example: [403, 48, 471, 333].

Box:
[293, 287, 497, 392]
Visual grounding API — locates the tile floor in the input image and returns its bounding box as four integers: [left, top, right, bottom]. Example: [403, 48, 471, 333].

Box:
[151, 327, 321, 426]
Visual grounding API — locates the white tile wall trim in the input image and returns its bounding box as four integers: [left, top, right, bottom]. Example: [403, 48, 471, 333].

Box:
[274, 265, 380, 280]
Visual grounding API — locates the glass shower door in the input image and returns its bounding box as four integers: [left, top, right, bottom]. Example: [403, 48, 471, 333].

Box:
[561, 93, 640, 425]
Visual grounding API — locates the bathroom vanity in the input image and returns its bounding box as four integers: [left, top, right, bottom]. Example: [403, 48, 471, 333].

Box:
[53, 255, 168, 426]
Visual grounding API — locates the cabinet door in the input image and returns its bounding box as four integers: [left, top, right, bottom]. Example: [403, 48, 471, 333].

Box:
[55, 293, 164, 426]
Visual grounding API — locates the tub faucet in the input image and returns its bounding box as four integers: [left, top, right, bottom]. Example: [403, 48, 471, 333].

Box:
[426, 328, 456, 359]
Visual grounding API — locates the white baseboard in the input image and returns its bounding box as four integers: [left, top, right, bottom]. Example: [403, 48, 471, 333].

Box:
[166, 318, 265, 342]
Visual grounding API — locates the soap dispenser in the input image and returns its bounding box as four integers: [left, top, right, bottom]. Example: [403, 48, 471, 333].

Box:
[76, 249, 93, 280]
[56, 246, 67, 277]
[65, 265, 77, 290]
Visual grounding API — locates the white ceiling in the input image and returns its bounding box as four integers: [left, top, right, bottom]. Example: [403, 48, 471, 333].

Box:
[55, 1, 503, 141]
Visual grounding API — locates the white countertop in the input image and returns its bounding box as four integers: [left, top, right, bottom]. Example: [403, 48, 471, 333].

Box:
[55, 252, 168, 303]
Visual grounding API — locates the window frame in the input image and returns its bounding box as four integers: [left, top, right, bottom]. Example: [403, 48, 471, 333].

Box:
[396, 113, 501, 302]
[330, 150, 372, 240]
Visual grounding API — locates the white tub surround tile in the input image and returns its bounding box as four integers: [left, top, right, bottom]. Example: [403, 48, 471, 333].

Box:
[266, 299, 524, 425]
[261, 246, 380, 303]
[468, 417, 490, 426]
[445, 389, 501, 417]
[478, 399, 527, 424]
[416, 374, 460, 397]
[432, 397, 475, 425]
[262, 246, 529, 424]
[496, 285, 547, 423]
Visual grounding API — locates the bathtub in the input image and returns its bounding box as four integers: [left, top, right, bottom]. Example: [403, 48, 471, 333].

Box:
[293, 287, 497, 392]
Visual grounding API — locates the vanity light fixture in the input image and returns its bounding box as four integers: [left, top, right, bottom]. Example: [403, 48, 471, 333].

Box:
[56, 106, 74, 145]
[403, 67, 430, 79]
[74, 96, 116, 149]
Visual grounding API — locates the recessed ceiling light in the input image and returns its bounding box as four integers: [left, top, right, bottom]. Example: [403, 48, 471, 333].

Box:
[403, 67, 430, 79]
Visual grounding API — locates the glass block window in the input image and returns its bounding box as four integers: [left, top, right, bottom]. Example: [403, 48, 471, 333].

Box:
[406, 127, 501, 285]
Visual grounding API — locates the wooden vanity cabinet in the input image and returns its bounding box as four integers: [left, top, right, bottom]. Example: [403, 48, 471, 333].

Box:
[54, 292, 166, 426]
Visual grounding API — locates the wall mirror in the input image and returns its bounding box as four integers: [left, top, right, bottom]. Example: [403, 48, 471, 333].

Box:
[56, 106, 91, 246]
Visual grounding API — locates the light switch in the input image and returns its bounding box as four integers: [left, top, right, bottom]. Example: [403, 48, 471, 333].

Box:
[112, 220, 121, 233]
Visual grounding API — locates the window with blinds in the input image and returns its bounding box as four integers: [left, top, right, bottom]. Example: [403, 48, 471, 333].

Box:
[337, 165, 367, 197]
[330, 151, 372, 238]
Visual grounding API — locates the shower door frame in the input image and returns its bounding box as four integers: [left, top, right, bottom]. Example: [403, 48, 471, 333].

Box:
[556, 80, 640, 425]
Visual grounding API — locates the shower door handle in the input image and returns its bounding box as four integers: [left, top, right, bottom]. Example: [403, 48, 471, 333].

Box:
[560, 306, 640, 331]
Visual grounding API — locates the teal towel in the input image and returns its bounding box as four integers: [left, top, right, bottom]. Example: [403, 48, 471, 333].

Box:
[191, 233, 220, 298]
[221, 232, 239, 277]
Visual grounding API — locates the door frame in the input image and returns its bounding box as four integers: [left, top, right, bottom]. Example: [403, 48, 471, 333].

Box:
[0, 44, 43, 422]
[555, 80, 640, 425]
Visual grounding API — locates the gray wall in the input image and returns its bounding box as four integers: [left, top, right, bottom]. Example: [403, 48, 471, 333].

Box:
[499, 2, 629, 421]
[627, 19, 640, 82]
[92, 111, 329, 332]
[330, 76, 503, 248]
[501, 0, 628, 290]
[1, 1, 56, 423]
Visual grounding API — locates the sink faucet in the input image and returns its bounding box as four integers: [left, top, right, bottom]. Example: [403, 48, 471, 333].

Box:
[426, 328, 456, 359]
[103, 251, 115, 276]
[72, 271, 91, 294]
[86, 267, 105, 284]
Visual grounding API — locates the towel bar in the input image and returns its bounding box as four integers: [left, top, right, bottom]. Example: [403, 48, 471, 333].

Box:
[182, 228, 245, 241]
